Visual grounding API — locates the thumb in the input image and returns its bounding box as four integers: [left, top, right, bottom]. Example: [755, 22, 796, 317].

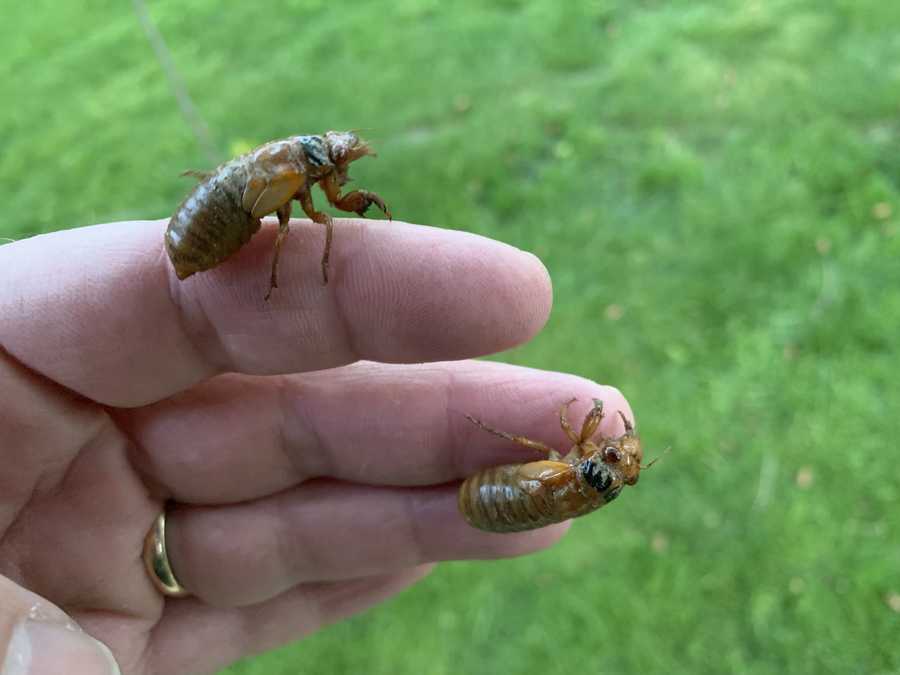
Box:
[0, 575, 120, 675]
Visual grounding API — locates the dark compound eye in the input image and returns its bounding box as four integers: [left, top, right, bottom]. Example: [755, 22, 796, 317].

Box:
[603, 446, 622, 463]
[580, 459, 613, 492]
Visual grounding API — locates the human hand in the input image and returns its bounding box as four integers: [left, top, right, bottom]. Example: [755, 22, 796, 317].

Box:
[0, 218, 634, 674]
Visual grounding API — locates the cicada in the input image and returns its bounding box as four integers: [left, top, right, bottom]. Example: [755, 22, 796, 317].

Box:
[165, 131, 390, 299]
[459, 398, 648, 533]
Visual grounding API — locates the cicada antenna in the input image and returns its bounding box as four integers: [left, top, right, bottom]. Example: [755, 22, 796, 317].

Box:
[641, 446, 671, 471]
[349, 128, 380, 156]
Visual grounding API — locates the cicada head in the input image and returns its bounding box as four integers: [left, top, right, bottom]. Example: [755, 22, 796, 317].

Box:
[324, 131, 373, 168]
[577, 430, 640, 505]
[605, 412, 643, 486]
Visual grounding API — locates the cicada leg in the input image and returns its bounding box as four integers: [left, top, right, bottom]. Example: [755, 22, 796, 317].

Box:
[298, 188, 334, 284]
[465, 415, 562, 460]
[579, 399, 605, 445]
[264, 202, 292, 301]
[559, 398, 579, 444]
[332, 189, 392, 219]
[516, 460, 573, 480]
[320, 173, 392, 219]
[558, 398, 607, 462]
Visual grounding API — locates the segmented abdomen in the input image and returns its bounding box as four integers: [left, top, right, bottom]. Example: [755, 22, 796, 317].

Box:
[458, 465, 570, 533]
[165, 166, 260, 279]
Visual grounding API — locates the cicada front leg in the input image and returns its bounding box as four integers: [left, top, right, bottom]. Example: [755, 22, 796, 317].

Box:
[516, 460, 574, 483]
[321, 171, 391, 219]
[558, 398, 580, 444]
[332, 189, 392, 219]
[558, 398, 605, 462]
[464, 414, 562, 460]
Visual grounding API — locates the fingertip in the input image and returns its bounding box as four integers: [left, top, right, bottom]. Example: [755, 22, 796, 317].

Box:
[512, 248, 554, 348]
[338, 223, 554, 362]
[541, 377, 636, 437]
[593, 384, 636, 435]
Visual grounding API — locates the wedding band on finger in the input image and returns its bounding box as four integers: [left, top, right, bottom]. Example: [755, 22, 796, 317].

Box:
[142, 510, 189, 598]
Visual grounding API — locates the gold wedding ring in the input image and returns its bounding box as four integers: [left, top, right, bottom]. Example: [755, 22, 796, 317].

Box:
[142, 511, 189, 597]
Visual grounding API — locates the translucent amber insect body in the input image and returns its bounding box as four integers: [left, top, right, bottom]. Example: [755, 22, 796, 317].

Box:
[459, 399, 644, 533]
[166, 131, 390, 299]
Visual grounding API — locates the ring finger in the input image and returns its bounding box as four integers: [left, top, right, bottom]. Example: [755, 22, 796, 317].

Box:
[163, 480, 569, 607]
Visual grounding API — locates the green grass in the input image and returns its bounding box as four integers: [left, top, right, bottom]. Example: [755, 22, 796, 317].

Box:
[3, 0, 900, 673]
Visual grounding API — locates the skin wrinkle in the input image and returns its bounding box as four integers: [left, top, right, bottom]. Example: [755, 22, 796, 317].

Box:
[284, 379, 334, 483]
[117, 417, 173, 504]
[256, 493, 310, 603]
[205, 593, 280, 662]
[235, 575, 393, 657]
[276, 484, 335, 588]
[331, 219, 369, 363]
[153, 572, 430, 675]
[317, 364, 456, 485]
[3, 421, 107, 589]
[273, 375, 313, 485]
[147, 597, 221, 674]
[65, 607, 155, 670]
[116, 382, 221, 504]
[0, 348, 108, 449]
[403, 490, 434, 567]
[73, 607, 153, 636]
[232, 600, 278, 664]
[394, 492, 430, 569]
[251, 490, 297, 592]
[0, 350, 111, 542]
[275, 484, 423, 586]
[35, 426, 151, 610]
[144, 595, 207, 668]
[164, 241, 230, 385]
[201, 217, 352, 373]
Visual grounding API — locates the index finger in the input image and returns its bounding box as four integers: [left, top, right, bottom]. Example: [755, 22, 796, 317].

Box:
[0, 219, 551, 407]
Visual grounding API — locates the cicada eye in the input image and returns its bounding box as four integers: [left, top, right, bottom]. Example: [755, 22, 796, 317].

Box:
[603, 447, 622, 463]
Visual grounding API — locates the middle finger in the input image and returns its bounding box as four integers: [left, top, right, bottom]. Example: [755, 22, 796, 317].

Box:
[121, 361, 633, 504]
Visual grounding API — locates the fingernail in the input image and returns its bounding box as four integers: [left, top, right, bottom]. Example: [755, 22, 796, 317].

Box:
[3, 618, 121, 675]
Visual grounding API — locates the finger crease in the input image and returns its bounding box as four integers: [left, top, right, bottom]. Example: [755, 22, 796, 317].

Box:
[165, 269, 228, 375]
[403, 490, 430, 565]
[274, 375, 314, 483]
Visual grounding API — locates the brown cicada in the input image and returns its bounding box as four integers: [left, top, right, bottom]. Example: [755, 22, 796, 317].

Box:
[459, 398, 650, 533]
[166, 131, 390, 299]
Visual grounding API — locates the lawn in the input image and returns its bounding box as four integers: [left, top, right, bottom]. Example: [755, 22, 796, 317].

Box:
[2, 0, 899, 673]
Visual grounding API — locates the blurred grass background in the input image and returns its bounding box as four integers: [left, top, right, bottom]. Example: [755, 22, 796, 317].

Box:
[2, 0, 900, 673]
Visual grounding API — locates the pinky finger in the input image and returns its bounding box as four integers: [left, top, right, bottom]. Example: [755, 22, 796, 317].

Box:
[147, 564, 434, 675]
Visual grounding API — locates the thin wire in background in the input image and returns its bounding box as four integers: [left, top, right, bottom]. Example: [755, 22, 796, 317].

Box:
[132, 0, 221, 166]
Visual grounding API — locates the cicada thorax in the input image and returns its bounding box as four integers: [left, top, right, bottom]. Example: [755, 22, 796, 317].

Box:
[458, 456, 622, 533]
[165, 160, 262, 280]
